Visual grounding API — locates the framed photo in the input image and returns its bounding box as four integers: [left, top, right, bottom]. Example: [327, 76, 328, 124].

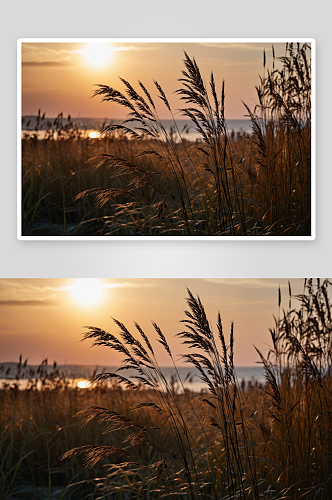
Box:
[18, 38, 315, 239]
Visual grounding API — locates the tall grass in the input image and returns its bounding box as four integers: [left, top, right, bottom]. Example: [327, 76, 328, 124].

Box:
[60, 279, 332, 499]
[21, 118, 136, 236]
[21, 43, 311, 236]
[75, 42, 311, 236]
[0, 359, 146, 499]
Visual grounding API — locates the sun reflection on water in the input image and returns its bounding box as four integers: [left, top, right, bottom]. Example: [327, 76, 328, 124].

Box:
[88, 131, 100, 139]
[77, 380, 91, 389]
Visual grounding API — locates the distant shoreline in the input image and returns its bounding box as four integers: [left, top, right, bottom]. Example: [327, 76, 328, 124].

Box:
[0, 362, 263, 382]
[22, 115, 250, 122]
[21, 115, 252, 133]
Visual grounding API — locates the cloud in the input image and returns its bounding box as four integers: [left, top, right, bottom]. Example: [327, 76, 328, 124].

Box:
[21, 45, 143, 69]
[198, 42, 273, 51]
[18, 281, 153, 293]
[40, 46, 137, 57]
[22, 61, 70, 67]
[203, 278, 291, 288]
[106, 46, 142, 53]
[102, 281, 155, 289]
[0, 279, 156, 306]
[0, 300, 56, 307]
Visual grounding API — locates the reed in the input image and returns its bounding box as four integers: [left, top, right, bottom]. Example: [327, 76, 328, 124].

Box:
[60, 279, 332, 499]
[0, 359, 146, 499]
[21, 43, 311, 236]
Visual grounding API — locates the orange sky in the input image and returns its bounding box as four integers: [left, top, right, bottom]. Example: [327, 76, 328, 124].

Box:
[0, 278, 306, 367]
[21, 41, 288, 120]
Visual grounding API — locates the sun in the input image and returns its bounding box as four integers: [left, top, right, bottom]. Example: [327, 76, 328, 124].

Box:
[71, 279, 103, 304]
[83, 43, 111, 65]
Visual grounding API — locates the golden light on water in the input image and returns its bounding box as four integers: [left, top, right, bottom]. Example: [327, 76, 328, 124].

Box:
[88, 131, 100, 139]
[77, 380, 91, 389]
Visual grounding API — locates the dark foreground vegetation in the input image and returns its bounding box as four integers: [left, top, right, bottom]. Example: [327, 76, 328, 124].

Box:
[1, 279, 332, 499]
[22, 43, 311, 236]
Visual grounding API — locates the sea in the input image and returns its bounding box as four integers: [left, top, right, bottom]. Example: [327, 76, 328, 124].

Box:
[0, 362, 266, 392]
[21, 116, 252, 142]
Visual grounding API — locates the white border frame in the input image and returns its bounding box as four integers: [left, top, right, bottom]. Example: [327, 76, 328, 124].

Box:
[17, 38, 316, 241]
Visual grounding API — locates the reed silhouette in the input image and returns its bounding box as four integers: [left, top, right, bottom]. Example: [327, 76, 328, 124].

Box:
[59, 279, 332, 499]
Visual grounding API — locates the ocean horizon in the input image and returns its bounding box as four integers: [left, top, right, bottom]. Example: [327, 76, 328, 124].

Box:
[0, 362, 266, 392]
[21, 116, 253, 142]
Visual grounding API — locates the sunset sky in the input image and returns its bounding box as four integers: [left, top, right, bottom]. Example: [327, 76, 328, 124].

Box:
[21, 40, 288, 120]
[0, 278, 306, 367]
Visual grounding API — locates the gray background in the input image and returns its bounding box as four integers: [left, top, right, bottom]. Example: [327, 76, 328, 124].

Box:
[1, 0, 330, 278]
